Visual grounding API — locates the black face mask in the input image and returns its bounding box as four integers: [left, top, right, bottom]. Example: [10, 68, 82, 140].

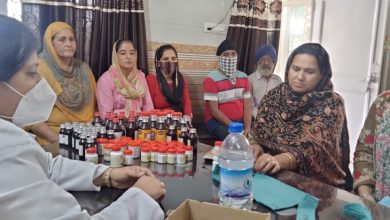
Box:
[159, 61, 177, 75]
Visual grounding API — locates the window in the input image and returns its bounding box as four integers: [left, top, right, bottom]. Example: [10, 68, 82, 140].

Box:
[8, 0, 22, 21]
[274, 0, 313, 79]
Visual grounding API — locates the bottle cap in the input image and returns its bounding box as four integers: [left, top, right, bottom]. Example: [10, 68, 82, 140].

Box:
[87, 147, 96, 154]
[228, 122, 244, 133]
[105, 143, 115, 149]
[141, 147, 151, 152]
[168, 148, 176, 154]
[214, 141, 222, 147]
[112, 146, 121, 151]
[97, 138, 109, 143]
[177, 149, 185, 154]
[124, 149, 133, 155]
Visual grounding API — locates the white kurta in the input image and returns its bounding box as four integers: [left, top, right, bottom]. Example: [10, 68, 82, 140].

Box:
[248, 72, 282, 118]
[0, 119, 164, 220]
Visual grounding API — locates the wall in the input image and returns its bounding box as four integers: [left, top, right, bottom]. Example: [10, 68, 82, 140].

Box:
[144, 0, 234, 122]
[144, 0, 233, 46]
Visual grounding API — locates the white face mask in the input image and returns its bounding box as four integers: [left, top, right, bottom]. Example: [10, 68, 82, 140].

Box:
[0, 78, 57, 127]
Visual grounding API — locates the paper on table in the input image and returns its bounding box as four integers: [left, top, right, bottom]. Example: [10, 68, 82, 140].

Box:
[252, 173, 319, 220]
[343, 203, 372, 220]
[378, 196, 390, 208]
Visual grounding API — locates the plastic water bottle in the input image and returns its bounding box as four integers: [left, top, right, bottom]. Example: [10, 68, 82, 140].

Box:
[218, 122, 253, 209]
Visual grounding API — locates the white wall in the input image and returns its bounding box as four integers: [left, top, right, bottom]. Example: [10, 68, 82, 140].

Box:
[145, 0, 234, 46]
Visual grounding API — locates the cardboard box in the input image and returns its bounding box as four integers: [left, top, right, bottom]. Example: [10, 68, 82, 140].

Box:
[166, 199, 270, 220]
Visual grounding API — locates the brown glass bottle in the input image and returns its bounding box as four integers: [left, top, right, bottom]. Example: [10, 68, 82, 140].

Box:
[112, 118, 122, 139]
[59, 124, 67, 157]
[107, 130, 115, 140]
[106, 116, 114, 131]
[138, 117, 151, 141]
[65, 124, 73, 149]
[97, 126, 107, 139]
[102, 112, 112, 127]
[82, 137, 95, 161]
[188, 128, 198, 154]
[166, 113, 173, 127]
[78, 134, 87, 161]
[92, 112, 102, 126]
[155, 117, 166, 141]
[150, 115, 157, 141]
[118, 112, 127, 136]
[178, 127, 188, 144]
[125, 115, 137, 139]
[166, 125, 177, 142]
[71, 128, 80, 160]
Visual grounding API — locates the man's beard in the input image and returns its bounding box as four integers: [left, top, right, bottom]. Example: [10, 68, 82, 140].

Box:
[258, 65, 274, 78]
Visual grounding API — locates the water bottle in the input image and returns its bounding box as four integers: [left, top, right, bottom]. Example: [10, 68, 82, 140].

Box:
[218, 122, 253, 209]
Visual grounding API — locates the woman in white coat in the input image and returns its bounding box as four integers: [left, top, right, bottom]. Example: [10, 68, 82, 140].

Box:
[0, 15, 165, 220]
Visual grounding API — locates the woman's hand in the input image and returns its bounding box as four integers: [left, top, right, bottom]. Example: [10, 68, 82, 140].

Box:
[243, 127, 251, 136]
[254, 153, 281, 174]
[252, 143, 264, 159]
[133, 175, 167, 200]
[110, 166, 154, 189]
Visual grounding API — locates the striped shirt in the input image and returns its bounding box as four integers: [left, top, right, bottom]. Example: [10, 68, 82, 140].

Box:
[203, 70, 251, 122]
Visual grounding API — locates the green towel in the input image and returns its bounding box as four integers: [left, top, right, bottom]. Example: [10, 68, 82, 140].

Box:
[212, 170, 319, 220]
[343, 203, 372, 220]
[252, 173, 319, 220]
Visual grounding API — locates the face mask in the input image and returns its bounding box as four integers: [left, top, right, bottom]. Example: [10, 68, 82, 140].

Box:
[219, 56, 238, 84]
[0, 78, 57, 127]
[159, 61, 178, 75]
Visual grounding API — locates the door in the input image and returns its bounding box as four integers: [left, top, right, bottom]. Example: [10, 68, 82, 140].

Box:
[312, 0, 388, 164]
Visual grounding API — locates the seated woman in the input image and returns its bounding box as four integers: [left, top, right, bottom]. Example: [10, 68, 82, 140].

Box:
[146, 44, 192, 116]
[353, 91, 390, 202]
[250, 43, 352, 190]
[0, 15, 165, 219]
[33, 22, 96, 146]
[97, 39, 153, 118]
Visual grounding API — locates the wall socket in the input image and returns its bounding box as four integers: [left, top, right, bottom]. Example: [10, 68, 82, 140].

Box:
[204, 22, 226, 34]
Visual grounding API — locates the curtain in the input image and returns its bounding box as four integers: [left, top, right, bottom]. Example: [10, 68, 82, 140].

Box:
[226, 0, 282, 74]
[21, 0, 148, 80]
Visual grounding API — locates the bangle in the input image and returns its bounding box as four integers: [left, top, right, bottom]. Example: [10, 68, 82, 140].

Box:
[361, 194, 373, 198]
[104, 168, 113, 188]
[283, 153, 293, 169]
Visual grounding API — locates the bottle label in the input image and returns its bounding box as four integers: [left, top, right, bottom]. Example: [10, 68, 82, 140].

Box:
[58, 134, 65, 145]
[63, 135, 69, 145]
[156, 130, 166, 141]
[114, 131, 122, 139]
[138, 129, 151, 141]
[178, 138, 184, 143]
[77, 142, 84, 156]
[220, 167, 252, 198]
[150, 128, 156, 141]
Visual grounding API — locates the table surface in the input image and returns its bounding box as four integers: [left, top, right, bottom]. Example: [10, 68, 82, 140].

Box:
[70, 143, 390, 220]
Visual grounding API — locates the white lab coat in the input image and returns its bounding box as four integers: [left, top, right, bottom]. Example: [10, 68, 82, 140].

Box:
[0, 119, 164, 220]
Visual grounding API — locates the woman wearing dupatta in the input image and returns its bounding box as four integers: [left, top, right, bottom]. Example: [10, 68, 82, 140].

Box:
[33, 22, 96, 146]
[146, 44, 192, 116]
[96, 39, 153, 119]
[250, 43, 353, 190]
[353, 91, 390, 201]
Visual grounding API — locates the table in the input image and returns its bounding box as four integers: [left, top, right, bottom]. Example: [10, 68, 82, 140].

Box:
[70, 143, 390, 219]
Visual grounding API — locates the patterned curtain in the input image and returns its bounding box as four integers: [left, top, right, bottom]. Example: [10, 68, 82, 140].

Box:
[21, 0, 148, 80]
[226, 0, 282, 74]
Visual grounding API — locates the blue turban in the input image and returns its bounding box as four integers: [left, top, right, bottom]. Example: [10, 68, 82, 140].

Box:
[255, 45, 277, 63]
